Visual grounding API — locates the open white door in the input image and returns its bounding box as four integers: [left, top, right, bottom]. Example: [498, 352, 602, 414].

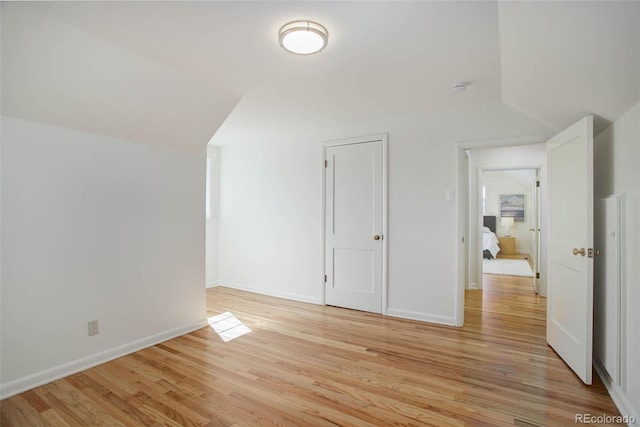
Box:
[324, 137, 385, 314]
[546, 116, 594, 384]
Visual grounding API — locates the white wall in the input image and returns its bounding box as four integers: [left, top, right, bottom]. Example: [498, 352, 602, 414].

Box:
[217, 126, 323, 304]
[205, 145, 220, 287]
[483, 169, 536, 253]
[0, 117, 207, 398]
[594, 101, 640, 423]
[215, 103, 552, 325]
[467, 144, 547, 294]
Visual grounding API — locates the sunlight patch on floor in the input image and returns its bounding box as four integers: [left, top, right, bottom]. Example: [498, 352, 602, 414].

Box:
[208, 311, 251, 342]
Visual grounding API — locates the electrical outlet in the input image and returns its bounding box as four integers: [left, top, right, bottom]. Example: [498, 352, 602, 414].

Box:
[88, 320, 99, 336]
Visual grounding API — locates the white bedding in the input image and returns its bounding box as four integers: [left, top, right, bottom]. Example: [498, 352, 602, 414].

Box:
[483, 230, 500, 258]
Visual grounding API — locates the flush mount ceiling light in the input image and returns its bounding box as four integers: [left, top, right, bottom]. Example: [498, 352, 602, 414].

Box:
[278, 20, 328, 55]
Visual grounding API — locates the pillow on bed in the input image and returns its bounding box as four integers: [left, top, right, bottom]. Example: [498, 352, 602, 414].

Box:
[483, 226, 492, 233]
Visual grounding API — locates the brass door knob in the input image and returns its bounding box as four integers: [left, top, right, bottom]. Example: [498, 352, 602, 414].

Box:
[572, 248, 586, 256]
[374, 235, 381, 240]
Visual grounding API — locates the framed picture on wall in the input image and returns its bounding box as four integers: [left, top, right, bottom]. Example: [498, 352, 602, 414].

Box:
[500, 194, 525, 222]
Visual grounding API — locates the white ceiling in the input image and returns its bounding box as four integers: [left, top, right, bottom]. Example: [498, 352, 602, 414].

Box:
[499, 1, 640, 133]
[2, 1, 638, 149]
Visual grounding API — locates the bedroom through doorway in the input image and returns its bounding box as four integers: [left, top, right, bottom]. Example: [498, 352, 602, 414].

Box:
[480, 169, 540, 294]
[457, 142, 548, 327]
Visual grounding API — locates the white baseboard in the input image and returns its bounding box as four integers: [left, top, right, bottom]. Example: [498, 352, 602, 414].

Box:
[0, 319, 207, 400]
[469, 282, 479, 289]
[206, 281, 219, 289]
[218, 284, 455, 327]
[594, 358, 639, 426]
[218, 281, 322, 305]
[385, 308, 456, 326]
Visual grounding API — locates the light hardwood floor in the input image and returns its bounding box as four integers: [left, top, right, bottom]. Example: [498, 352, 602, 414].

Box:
[1, 281, 619, 426]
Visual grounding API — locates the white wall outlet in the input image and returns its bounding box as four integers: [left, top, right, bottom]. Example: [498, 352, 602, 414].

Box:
[88, 319, 99, 336]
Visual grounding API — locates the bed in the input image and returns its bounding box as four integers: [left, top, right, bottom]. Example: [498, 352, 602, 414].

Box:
[482, 215, 501, 259]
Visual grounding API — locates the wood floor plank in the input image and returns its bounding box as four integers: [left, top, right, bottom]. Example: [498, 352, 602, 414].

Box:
[1, 277, 621, 426]
[0, 396, 50, 427]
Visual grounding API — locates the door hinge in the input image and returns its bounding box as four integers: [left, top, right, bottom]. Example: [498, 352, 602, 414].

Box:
[536, 272, 540, 279]
[324, 160, 328, 168]
[324, 274, 327, 283]
[536, 180, 540, 187]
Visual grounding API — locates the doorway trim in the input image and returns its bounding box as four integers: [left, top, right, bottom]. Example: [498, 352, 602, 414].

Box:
[455, 135, 549, 326]
[321, 134, 388, 314]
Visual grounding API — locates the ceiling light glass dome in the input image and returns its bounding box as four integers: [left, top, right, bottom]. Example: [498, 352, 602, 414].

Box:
[278, 20, 328, 55]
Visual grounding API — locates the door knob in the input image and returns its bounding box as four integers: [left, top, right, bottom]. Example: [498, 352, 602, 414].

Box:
[374, 235, 381, 240]
[572, 248, 586, 256]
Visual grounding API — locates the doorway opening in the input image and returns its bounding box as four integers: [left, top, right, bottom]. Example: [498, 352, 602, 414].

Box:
[454, 140, 548, 326]
[463, 144, 546, 297]
[479, 169, 540, 293]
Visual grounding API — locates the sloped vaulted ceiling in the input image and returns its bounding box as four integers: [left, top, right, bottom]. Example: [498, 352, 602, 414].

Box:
[1, 1, 639, 149]
[1, 2, 241, 152]
[499, 1, 640, 134]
